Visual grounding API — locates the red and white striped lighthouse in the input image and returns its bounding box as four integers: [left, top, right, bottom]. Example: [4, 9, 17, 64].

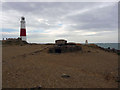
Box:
[20, 16, 26, 41]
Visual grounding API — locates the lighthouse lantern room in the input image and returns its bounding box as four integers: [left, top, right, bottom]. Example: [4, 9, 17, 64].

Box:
[20, 16, 26, 41]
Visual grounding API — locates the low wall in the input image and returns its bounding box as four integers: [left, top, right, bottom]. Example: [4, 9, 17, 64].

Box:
[48, 45, 82, 53]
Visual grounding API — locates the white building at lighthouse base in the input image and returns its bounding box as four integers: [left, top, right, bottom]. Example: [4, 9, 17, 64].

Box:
[20, 36, 26, 41]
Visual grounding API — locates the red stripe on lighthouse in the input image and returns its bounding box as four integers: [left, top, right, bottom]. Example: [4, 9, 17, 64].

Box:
[20, 29, 26, 36]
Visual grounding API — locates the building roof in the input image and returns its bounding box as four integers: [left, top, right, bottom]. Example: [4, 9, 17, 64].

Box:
[55, 39, 67, 41]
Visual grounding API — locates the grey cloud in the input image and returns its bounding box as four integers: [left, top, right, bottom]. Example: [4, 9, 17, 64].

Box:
[3, 2, 117, 30]
[62, 3, 118, 31]
[2, 2, 118, 43]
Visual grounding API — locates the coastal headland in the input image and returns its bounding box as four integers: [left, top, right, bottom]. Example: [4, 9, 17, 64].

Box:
[2, 40, 119, 88]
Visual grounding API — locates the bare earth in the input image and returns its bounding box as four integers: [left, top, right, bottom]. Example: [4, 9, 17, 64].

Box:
[2, 44, 118, 88]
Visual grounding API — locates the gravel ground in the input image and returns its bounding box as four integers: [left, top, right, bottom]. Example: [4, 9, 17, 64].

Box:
[2, 44, 118, 88]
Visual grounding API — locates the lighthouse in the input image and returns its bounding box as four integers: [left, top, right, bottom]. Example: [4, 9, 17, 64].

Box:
[20, 16, 26, 41]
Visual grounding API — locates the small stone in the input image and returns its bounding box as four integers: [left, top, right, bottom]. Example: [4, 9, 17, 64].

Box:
[34, 85, 42, 89]
[38, 86, 42, 89]
[61, 74, 70, 78]
[87, 50, 91, 53]
[31, 53, 34, 55]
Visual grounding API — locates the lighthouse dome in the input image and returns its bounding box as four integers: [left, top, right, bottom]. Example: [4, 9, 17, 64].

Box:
[21, 16, 25, 20]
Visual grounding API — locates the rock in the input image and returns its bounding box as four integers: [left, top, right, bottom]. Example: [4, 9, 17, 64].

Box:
[34, 85, 42, 89]
[61, 74, 70, 78]
[31, 53, 34, 55]
[38, 86, 42, 89]
[87, 50, 91, 53]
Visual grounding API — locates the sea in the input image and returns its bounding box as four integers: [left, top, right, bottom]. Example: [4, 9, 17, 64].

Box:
[94, 43, 119, 50]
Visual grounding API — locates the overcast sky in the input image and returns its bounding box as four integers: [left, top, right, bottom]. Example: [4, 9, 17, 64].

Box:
[1, 2, 118, 43]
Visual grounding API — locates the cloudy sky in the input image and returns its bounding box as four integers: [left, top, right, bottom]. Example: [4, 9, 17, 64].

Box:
[1, 2, 118, 43]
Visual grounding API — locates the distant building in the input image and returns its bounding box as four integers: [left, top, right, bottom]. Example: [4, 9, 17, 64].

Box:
[3, 37, 21, 41]
[49, 39, 82, 53]
[55, 39, 67, 45]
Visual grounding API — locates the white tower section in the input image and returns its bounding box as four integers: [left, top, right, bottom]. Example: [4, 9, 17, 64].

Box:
[21, 19, 25, 29]
[20, 17, 26, 41]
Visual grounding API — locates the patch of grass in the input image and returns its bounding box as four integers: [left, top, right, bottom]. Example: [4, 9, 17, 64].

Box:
[117, 52, 120, 55]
